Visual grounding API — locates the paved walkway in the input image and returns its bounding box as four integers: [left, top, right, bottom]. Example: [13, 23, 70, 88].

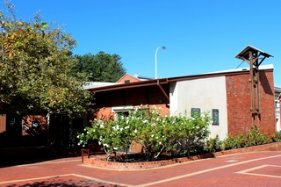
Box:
[0, 151, 281, 186]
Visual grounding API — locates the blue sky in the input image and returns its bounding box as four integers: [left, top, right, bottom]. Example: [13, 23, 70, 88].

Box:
[1, 0, 280, 86]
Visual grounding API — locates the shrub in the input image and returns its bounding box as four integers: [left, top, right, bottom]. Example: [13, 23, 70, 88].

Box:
[78, 116, 136, 155]
[272, 131, 281, 142]
[244, 126, 272, 146]
[222, 125, 272, 150]
[134, 113, 210, 159]
[78, 108, 210, 160]
[206, 135, 222, 152]
[223, 134, 245, 150]
[169, 114, 210, 156]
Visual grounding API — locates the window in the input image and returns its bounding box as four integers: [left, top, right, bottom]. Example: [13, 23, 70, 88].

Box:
[191, 108, 201, 117]
[113, 106, 134, 120]
[212, 109, 219, 125]
[113, 107, 149, 119]
[116, 111, 130, 117]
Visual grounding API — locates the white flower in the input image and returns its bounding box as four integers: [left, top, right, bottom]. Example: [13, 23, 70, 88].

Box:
[151, 134, 154, 138]
[125, 126, 129, 129]
[77, 135, 80, 138]
[134, 129, 137, 133]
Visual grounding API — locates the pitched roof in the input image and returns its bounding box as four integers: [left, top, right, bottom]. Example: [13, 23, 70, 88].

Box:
[88, 64, 274, 93]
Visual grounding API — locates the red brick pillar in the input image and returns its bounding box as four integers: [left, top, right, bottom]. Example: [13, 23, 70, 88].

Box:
[0, 114, 6, 133]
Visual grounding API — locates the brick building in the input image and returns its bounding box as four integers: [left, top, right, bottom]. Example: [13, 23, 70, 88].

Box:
[0, 64, 277, 146]
[89, 64, 277, 140]
[85, 73, 168, 119]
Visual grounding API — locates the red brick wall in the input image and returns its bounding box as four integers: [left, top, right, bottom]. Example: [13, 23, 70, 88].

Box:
[95, 107, 115, 120]
[149, 104, 170, 116]
[226, 70, 275, 136]
[0, 114, 6, 133]
[117, 74, 140, 84]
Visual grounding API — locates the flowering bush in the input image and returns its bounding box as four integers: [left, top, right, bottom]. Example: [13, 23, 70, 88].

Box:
[134, 112, 210, 159]
[78, 108, 210, 160]
[222, 125, 272, 150]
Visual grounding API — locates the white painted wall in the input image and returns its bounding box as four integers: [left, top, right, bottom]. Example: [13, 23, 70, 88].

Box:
[169, 76, 228, 140]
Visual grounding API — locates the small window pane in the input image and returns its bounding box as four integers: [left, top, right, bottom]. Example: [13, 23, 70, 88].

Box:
[117, 111, 129, 117]
[191, 108, 201, 117]
[212, 109, 219, 125]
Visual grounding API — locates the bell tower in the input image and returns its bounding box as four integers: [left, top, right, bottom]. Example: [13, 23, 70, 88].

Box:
[236, 46, 272, 116]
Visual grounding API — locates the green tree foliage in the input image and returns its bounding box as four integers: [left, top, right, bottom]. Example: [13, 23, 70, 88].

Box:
[74, 52, 126, 82]
[0, 4, 90, 115]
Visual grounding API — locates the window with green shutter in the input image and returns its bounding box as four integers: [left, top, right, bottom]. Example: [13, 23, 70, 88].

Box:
[191, 108, 201, 117]
[212, 109, 219, 125]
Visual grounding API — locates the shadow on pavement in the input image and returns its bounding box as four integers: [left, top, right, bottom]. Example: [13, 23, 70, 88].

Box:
[4, 180, 118, 187]
[6, 182, 82, 187]
[5, 179, 121, 187]
[0, 146, 79, 168]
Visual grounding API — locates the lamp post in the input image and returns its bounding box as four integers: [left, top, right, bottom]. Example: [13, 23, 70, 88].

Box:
[154, 46, 166, 79]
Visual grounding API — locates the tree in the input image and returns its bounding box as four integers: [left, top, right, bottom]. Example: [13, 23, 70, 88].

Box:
[0, 4, 90, 115]
[74, 52, 126, 82]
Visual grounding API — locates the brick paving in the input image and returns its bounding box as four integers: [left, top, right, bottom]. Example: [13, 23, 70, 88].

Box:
[0, 151, 281, 186]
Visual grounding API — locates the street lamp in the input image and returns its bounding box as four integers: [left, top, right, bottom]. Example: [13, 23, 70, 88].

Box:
[154, 46, 166, 79]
